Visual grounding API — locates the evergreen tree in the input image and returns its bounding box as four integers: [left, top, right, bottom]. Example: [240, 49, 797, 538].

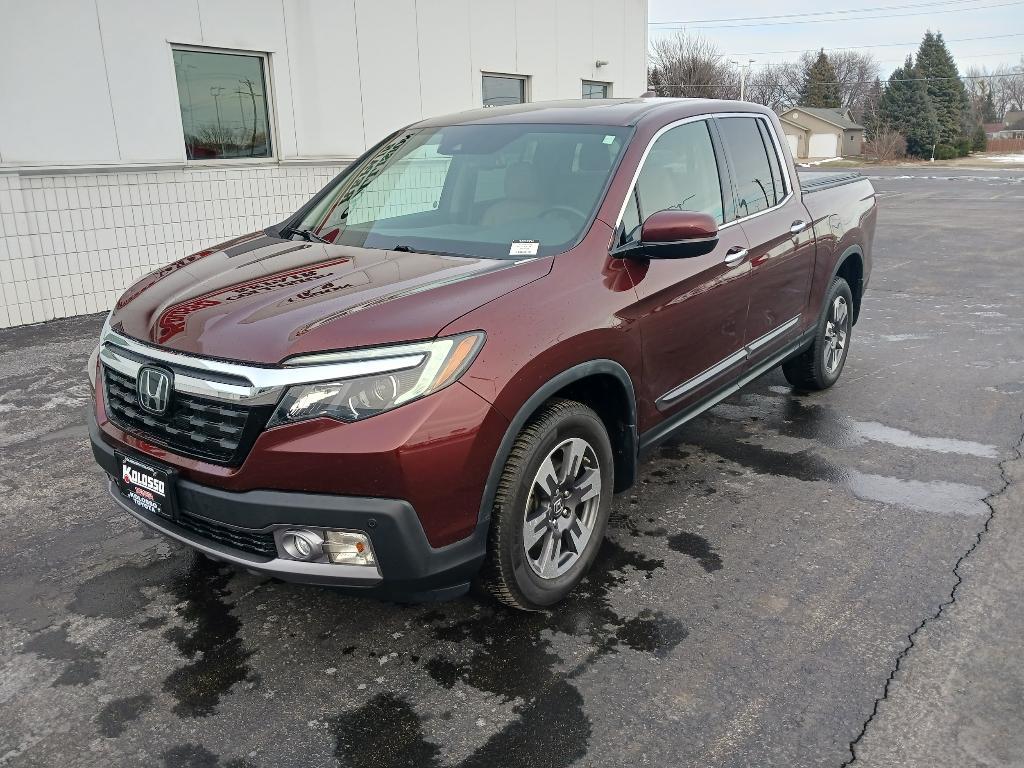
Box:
[982, 88, 998, 122]
[801, 50, 841, 108]
[915, 31, 968, 147]
[972, 122, 988, 152]
[880, 57, 939, 158]
[648, 66, 665, 96]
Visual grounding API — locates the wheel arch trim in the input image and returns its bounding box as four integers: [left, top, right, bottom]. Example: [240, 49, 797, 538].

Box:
[476, 360, 638, 526]
[831, 244, 865, 323]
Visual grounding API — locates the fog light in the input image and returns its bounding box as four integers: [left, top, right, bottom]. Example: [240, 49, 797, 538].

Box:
[323, 531, 376, 566]
[280, 529, 324, 561]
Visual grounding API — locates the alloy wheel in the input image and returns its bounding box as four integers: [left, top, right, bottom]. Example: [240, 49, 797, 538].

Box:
[823, 295, 850, 375]
[522, 437, 602, 579]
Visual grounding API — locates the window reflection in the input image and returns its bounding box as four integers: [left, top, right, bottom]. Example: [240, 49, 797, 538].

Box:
[482, 75, 527, 107]
[173, 49, 272, 160]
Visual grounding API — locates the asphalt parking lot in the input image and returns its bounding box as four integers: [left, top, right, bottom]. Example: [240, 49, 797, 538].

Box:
[1, 166, 1022, 768]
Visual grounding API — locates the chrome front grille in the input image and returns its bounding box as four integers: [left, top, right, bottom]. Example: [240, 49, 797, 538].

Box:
[103, 367, 272, 465]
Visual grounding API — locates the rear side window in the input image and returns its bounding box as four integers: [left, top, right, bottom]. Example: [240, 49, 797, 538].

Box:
[717, 117, 784, 218]
[757, 119, 786, 202]
[624, 120, 724, 245]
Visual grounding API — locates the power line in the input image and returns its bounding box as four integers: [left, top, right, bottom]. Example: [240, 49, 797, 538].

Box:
[649, 0, 1024, 31]
[722, 32, 1024, 58]
[650, 73, 1019, 89]
[649, 0, 988, 26]
[878, 50, 1024, 65]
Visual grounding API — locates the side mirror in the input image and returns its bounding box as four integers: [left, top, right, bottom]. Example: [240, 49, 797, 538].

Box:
[613, 210, 719, 260]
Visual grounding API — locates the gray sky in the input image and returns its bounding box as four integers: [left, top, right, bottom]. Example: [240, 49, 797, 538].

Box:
[647, 0, 1024, 75]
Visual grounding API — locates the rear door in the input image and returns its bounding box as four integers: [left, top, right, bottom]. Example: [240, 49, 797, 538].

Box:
[620, 118, 752, 416]
[715, 115, 816, 364]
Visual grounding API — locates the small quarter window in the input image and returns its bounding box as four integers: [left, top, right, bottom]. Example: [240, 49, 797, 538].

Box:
[173, 48, 273, 160]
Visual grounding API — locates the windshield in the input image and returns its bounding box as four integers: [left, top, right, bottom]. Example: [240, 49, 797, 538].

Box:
[292, 123, 631, 258]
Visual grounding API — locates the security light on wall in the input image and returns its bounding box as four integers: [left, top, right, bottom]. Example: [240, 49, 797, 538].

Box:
[595, 60, 609, 68]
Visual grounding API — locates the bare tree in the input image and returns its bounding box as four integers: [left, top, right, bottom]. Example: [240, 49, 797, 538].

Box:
[830, 50, 882, 120]
[965, 61, 1024, 118]
[740, 50, 878, 115]
[863, 126, 906, 161]
[745, 61, 802, 110]
[649, 33, 738, 100]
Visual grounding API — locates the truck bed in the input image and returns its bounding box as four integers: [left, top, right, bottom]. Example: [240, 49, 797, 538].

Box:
[798, 170, 863, 194]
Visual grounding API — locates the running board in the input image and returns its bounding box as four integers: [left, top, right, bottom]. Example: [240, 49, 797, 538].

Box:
[638, 331, 814, 452]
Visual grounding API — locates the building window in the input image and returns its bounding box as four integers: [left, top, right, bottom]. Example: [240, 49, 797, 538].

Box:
[482, 74, 527, 107]
[172, 47, 273, 160]
[582, 81, 611, 99]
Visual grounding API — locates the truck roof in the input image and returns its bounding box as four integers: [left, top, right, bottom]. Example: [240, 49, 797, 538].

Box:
[413, 98, 774, 129]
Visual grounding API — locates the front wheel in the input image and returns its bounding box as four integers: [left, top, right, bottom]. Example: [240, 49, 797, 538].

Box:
[482, 398, 614, 611]
[782, 276, 854, 391]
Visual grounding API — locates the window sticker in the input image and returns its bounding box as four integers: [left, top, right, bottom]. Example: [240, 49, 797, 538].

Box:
[509, 239, 540, 256]
[603, 135, 616, 144]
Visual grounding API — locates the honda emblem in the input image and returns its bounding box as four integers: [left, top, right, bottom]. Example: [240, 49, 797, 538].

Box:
[137, 366, 172, 415]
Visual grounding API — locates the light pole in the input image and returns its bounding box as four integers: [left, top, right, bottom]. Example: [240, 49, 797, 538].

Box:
[730, 58, 756, 101]
[210, 85, 226, 154]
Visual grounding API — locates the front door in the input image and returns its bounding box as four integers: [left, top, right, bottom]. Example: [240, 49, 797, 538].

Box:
[716, 115, 816, 364]
[618, 119, 753, 421]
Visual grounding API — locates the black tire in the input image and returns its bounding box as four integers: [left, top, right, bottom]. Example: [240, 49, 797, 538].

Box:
[482, 398, 614, 611]
[783, 276, 854, 391]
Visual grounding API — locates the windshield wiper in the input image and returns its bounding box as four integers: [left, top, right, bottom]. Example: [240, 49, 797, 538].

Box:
[391, 245, 417, 252]
[283, 226, 327, 243]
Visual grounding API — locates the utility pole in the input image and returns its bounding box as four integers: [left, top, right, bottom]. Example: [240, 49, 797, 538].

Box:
[730, 58, 756, 101]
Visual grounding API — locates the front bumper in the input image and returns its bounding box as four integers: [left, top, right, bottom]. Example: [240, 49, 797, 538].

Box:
[91, 416, 487, 601]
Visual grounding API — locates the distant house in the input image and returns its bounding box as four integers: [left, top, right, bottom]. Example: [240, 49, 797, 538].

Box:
[987, 110, 1024, 139]
[983, 122, 1008, 139]
[779, 106, 865, 159]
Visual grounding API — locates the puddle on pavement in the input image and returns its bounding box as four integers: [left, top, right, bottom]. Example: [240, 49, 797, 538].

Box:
[332, 539, 684, 768]
[845, 470, 989, 517]
[850, 421, 998, 458]
[666, 388, 996, 517]
[71, 552, 254, 718]
[23, 622, 104, 687]
[96, 694, 154, 738]
[161, 558, 254, 717]
[667, 532, 723, 572]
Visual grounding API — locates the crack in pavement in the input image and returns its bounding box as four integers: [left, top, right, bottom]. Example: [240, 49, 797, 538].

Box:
[841, 412, 1024, 766]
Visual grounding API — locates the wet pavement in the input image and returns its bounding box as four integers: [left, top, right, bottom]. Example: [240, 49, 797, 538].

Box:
[1, 167, 1022, 767]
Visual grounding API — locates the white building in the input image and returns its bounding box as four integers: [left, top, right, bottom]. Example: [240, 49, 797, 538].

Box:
[0, 0, 648, 328]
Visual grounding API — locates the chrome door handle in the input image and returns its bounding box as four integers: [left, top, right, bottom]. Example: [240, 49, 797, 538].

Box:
[790, 220, 807, 235]
[724, 248, 748, 268]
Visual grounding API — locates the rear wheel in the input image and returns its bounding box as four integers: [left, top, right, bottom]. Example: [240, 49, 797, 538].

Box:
[482, 398, 614, 611]
[782, 276, 853, 391]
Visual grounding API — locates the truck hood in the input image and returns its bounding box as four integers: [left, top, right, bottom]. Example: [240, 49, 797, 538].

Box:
[110, 232, 550, 364]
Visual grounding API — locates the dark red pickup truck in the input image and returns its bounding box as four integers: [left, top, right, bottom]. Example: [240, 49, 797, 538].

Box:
[89, 98, 876, 610]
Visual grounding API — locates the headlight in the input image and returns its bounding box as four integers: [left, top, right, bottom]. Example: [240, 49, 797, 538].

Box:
[267, 332, 485, 427]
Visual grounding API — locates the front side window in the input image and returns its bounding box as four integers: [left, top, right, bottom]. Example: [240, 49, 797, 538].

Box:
[717, 117, 782, 218]
[482, 75, 527, 107]
[293, 124, 630, 259]
[623, 120, 724, 245]
[173, 48, 272, 160]
[582, 81, 611, 99]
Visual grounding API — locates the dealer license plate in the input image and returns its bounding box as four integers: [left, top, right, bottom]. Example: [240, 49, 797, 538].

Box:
[115, 453, 174, 520]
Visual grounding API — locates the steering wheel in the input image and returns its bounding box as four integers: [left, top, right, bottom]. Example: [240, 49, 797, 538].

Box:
[540, 205, 588, 226]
